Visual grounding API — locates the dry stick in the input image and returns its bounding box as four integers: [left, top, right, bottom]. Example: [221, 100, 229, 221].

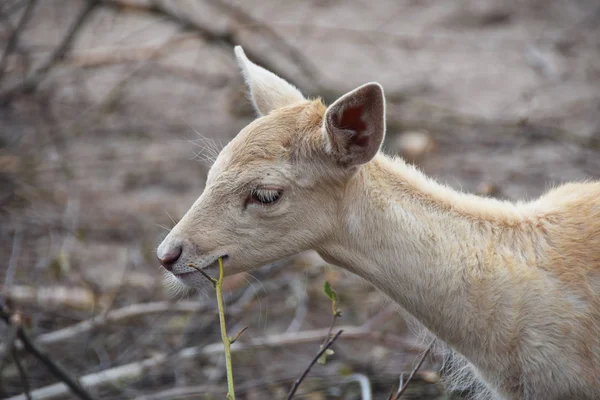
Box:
[0, 319, 19, 374]
[11, 349, 31, 400]
[230, 326, 248, 345]
[0, 0, 98, 105]
[0, 315, 20, 395]
[286, 329, 343, 400]
[390, 339, 435, 399]
[0, 0, 37, 82]
[0, 301, 95, 400]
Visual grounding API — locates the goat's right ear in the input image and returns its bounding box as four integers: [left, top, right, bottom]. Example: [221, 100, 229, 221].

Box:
[234, 46, 306, 116]
[322, 82, 386, 167]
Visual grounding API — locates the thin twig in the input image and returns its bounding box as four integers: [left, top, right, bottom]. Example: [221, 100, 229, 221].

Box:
[229, 326, 248, 345]
[96, 0, 316, 95]
[0, 0, 98, 104]
[386, 384, 397, 400]
[0, 0, 37, 82]
[188, 263, 217, 286]
[0, 312, 20, 394]
[11, 349, 31, 400]
[392, 339, 435, 399]
[286, 329, 343, 400]
[0, 301, 95, 400]
[0, 314, 19, 374]
[4, 228, 22, 289]
[322, 312, 340, 348]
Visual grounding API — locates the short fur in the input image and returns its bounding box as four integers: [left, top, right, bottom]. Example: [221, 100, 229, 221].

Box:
[158, 46, 600, 399]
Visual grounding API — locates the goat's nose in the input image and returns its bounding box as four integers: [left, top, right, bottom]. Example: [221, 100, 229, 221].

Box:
[158, 245, 182, 271]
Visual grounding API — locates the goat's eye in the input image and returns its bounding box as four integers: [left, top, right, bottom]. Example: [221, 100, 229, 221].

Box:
[249, 188, 282, 205]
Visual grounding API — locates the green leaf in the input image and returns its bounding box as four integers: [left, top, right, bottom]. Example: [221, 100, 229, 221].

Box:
[323, 281, 337, 315]
[324, 281, 336, 301]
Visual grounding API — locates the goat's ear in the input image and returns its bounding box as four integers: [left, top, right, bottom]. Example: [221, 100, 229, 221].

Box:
[322, 82, 386, 166]
[234, 46, 305, 116]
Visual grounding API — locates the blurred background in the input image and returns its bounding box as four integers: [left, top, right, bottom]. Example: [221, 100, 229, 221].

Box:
[0, 0, 599, 399]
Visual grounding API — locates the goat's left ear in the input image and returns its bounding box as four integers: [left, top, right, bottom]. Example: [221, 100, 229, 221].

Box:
[234, 46, 306, 116]
[323, 82, 386, 166]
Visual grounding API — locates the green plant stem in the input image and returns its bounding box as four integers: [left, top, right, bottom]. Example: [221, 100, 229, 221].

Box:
[216, 257, 235, 400]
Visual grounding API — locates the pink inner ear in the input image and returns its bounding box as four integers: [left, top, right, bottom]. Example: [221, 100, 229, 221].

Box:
[334, 105, 367, 137]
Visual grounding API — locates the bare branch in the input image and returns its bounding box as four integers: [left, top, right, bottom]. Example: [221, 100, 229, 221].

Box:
[391, 339, 435, 399]
[4, 228, 22, 289]
[0, 315, 19, 376]
[0, 301, 94, 400]
[11, 349, 31, 400]
[0, 0, 98, 105]
[95, 0, 319, 95]
[322, 311, 340, 348]
[0, 0, 37, 82]
[286, 329, 343, 399]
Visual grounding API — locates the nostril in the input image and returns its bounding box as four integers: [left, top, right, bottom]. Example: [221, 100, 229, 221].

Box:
[158, 245, 182, 271]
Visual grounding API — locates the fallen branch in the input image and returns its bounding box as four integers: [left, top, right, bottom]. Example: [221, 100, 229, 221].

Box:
[286, 329, 343, 399]
[0, 301, 94, 400]
[32, 301, 211, 346]
[5, 325, 420, 400]
[3, 262, 285, 354]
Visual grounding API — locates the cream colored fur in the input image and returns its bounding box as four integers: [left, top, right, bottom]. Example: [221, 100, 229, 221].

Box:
[157, 46, 600, 399]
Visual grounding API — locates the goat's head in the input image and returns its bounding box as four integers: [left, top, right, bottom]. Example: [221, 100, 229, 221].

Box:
[157, 46, 386, 289]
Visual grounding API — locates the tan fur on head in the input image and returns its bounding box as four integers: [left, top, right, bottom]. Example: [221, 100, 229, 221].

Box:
[158, 46, 600, 399]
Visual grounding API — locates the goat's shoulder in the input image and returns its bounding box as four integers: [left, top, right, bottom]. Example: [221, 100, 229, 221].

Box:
[534, 180, 600, 284]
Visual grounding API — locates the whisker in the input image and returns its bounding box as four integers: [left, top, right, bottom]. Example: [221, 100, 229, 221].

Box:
[164, 211, 178, 227]
[243, 272, 269, 334]
[155, 223, 172, 233]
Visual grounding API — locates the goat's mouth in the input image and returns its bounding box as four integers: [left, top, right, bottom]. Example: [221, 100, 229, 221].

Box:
[174, 254, 229, 282]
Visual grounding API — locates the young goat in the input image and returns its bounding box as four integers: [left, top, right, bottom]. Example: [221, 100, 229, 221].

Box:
[157, 46, 600, 399]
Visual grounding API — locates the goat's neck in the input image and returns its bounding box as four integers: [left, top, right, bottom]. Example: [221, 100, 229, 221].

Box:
[317, 154, 529, 360]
